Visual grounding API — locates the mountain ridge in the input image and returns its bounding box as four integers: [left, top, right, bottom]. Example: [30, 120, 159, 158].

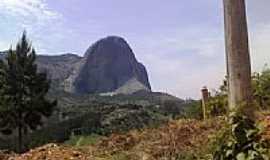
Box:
[0, 36, 151, 95]
[0, 36, 186, 109]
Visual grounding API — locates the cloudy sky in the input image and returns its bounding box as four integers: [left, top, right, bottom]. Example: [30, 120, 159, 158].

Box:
[0, 0, 269, 99]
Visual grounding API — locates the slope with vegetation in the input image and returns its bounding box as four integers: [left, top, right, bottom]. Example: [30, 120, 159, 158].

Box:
[3, 111, 270, 160]
[2, 117, 225, 160]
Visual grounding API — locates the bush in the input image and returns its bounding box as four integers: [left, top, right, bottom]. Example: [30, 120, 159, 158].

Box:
[213, 113, 270, 160]
[182, 101, 202, 119]
[252, 68, 270, 110]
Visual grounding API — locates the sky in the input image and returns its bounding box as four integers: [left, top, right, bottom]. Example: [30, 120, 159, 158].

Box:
[0, 0, 270, 99]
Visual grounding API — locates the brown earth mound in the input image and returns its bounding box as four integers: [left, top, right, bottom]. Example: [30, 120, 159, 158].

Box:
[93, 117, 225, 159]
[2, 117, 226, 160]
[5, 144, 91, 160]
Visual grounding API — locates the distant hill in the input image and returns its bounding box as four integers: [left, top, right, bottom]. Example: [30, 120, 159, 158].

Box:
[0, 36, 151, 95]
[0, 36, 186, 108]
[0, 36, 193, 152]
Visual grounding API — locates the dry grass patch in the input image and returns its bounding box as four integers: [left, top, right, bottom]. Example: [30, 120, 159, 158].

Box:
[90, 117, 225, 159]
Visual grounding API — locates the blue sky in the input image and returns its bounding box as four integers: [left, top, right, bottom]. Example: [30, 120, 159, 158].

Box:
[0, 0, 270, 99]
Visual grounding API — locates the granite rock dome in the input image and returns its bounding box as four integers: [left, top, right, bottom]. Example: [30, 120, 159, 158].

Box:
[72, 36, 151, 94]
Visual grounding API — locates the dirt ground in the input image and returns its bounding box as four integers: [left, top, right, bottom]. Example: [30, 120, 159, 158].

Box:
[2, 117, 227, 160]
[6, 114, 270, 159]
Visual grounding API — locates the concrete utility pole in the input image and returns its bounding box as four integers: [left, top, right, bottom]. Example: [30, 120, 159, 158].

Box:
[223, 0, 253, 117]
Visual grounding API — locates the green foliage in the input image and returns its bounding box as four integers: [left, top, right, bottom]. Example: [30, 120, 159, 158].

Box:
[182, 101, 202, 119]
[65, 134, 102, 147]
[206, 79, 228, 117]
[213, 113, 270, 160]
[207, 92, 228, 117]
[0, 32, 57, 152]
[160, 100, 183, 119]
[208, 67, 270, 112]
[3, 104, 168, 151]
[252, 67, 270, 110]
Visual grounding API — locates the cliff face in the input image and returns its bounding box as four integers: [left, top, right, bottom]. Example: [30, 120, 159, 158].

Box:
[0, 36, 151, 95]
[71, 36, 151, 94]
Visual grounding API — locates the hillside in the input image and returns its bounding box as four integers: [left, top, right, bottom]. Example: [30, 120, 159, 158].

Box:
[1, 36, 151, 95]
[0, 36, 191, 154]
[4, 114, 270, 160]
[0, 36, 184, 110]
[3, 117, 225, 160]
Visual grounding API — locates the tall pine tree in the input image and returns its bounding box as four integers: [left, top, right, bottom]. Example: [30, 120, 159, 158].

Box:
[0, 31, 56, 152]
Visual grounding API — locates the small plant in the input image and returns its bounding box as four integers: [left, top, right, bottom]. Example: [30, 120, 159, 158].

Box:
[65, 134, 102, 147]
[213, 112, 270, 160]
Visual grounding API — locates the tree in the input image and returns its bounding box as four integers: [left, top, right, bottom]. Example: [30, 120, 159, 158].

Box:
[0, 31, 57, 152]
[223, 0, 253, 117]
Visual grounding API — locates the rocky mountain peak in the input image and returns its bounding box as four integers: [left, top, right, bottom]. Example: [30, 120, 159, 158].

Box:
[72, 36, 151, 94]
[0, 36, 152, 96]
[84, 36, 134, 58]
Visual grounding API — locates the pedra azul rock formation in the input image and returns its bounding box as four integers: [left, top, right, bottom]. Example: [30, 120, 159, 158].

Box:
[70, 36, 151, 95]
[0, 36, 151, 95]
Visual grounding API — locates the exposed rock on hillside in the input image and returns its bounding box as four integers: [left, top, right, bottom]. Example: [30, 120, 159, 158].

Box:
[71, 36, 151, 94]
[0, 36, 151, 95]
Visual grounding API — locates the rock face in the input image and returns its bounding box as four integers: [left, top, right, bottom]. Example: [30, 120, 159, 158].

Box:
[71, 36, 151, 94]
[37, 54, 82, 82]
[0, 36, 151, 95]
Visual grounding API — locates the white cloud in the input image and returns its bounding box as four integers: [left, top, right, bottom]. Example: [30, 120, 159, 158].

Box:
[0, 0, 60, 22]
[0, 0, 65, 53]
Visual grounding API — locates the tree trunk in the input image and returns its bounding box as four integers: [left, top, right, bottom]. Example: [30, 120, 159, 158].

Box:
[18, 112, 23, 153]
[223, 0, 253, 117]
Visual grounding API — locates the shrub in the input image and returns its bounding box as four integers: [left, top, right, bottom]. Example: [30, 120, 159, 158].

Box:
[65, 134, 102, 147]
[182, 101, 202, 119]
[213, 112, 270, 160]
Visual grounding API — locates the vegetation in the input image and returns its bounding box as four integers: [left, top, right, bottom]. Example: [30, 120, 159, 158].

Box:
[206, 79, 228, 117]
[65, 134, 102, 147]
[213, 112, 270, 159]
[0, 32, 56, 152]
[2, 1, 270, 158]
[182, 100, 202, 119]
[253, 67, 270, 110]
[0, 103, 179, 151]
[4, 117, 226, 159]
[203, 68, 270, 118]
[180, 69, 270, 159]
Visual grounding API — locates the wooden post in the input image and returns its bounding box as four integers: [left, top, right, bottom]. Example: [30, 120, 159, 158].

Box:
[201, 87, 209, 120]
[223, 0, 253, 117]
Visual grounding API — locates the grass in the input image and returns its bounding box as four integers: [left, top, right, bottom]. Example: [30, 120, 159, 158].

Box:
[62, 117, 226, 159]
[65, 134, 102, 147]
[6, 111, 270, 159]
[85, 117, 226, 159]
